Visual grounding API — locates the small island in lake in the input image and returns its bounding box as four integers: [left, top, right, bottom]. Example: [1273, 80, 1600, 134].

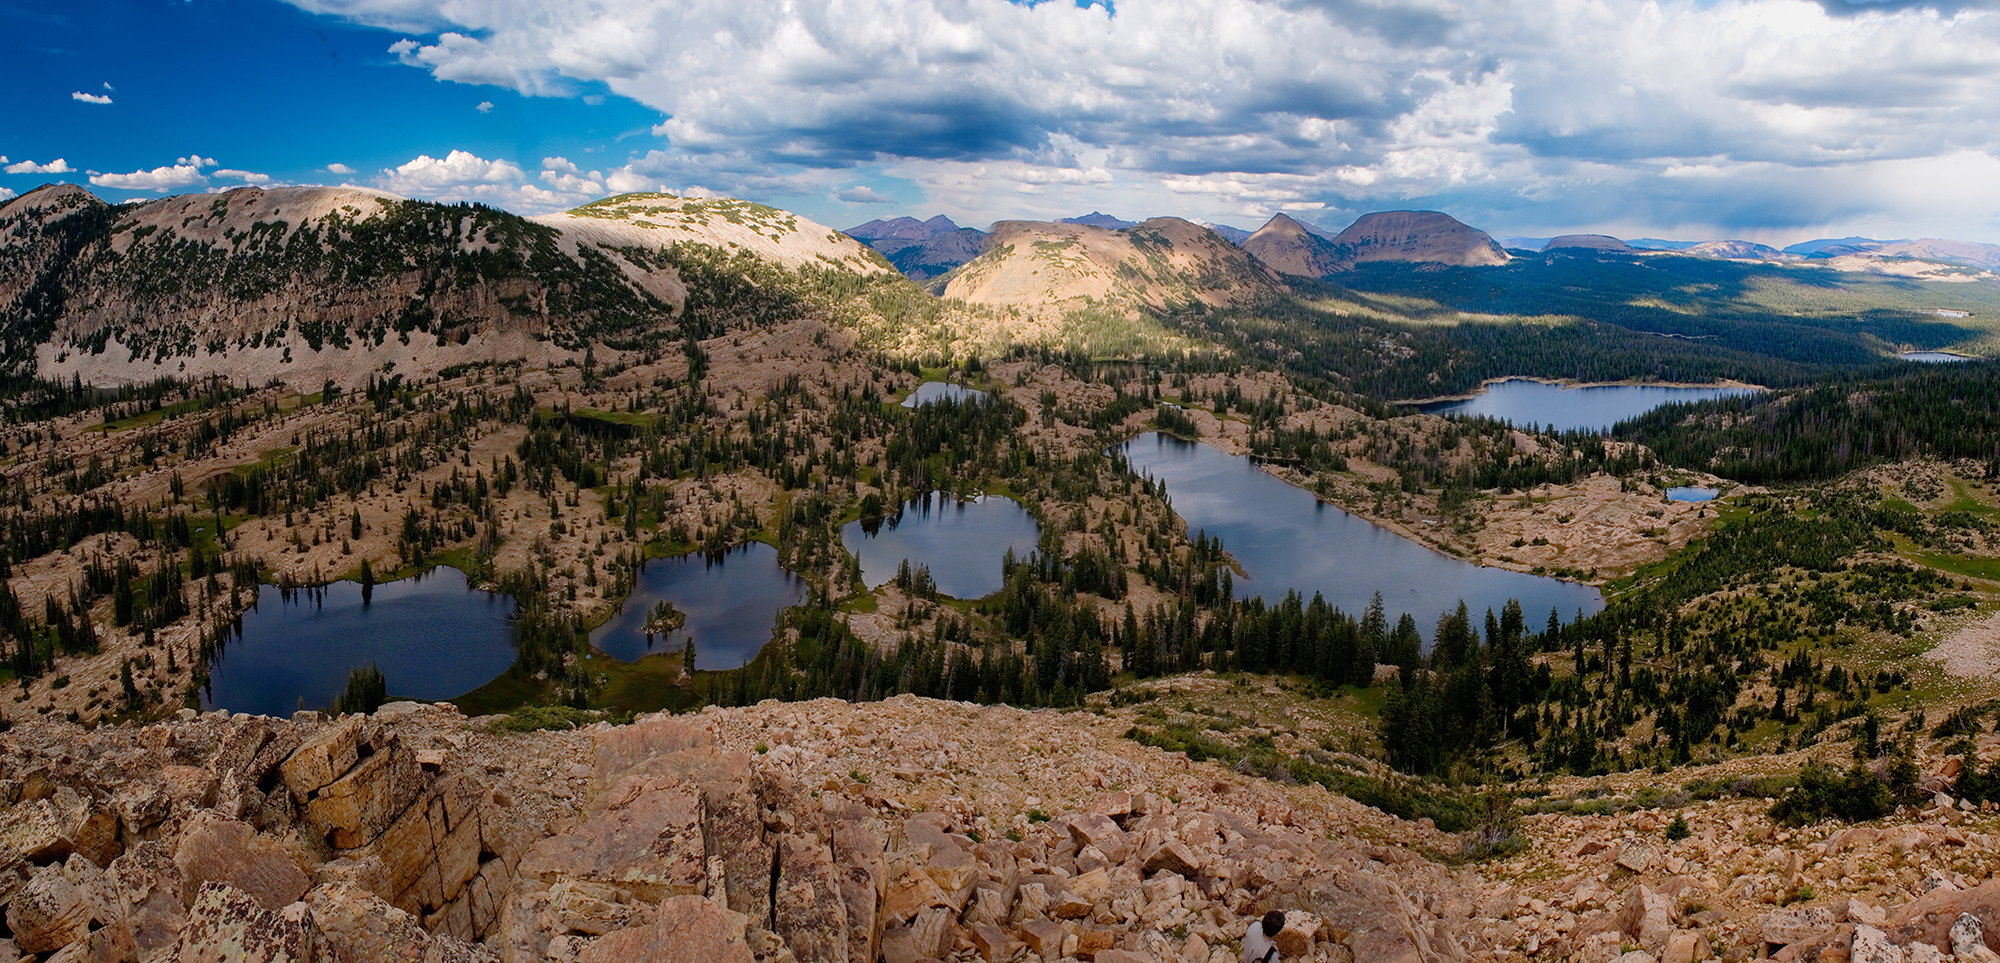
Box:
[643, 599, 687, 637]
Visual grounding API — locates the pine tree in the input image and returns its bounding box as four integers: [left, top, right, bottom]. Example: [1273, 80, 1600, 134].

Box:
[335, 663, 387, 715]
[1351, 592, 1384, 687]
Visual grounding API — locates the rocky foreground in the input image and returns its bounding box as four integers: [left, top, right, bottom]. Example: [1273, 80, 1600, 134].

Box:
[6, 697, 2000, 963]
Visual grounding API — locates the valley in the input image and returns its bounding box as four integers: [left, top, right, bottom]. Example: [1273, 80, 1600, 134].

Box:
[9, 182, 2000, 963]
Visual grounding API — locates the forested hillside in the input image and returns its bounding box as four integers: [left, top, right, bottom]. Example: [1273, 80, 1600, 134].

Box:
[1621, 362, 2000, 483]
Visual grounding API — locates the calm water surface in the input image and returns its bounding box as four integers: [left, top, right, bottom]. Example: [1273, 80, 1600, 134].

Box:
[1120, 433, 1603, 637]
[202, 566, 516, 718]
[1666, 487, 1720, 502]
[591, 542, 806, 668]
[841, 493, 1041, 599]
[902, 382, 989, 407]
[1899, 351, 1972, 363]
[1416, 379, 1764, 432]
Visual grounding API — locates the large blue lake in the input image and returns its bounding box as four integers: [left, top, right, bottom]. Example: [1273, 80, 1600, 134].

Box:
[841, 493, 1042, 599]
[1119, 433, 1604, 637]
[202, 566, 517, 718]
[590, 542, 806, 668]
[1415, 379, 1764, 432]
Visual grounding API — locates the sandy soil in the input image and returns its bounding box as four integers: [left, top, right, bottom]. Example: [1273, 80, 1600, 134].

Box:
[1929, 609, 2000, 678]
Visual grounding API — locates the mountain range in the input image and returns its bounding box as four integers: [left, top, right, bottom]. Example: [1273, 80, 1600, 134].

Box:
[850, 209, 2000, 287]
[845, 214, 994, 281]
[0, 184, 894, 387]
[11, 180, 1999, 392]
[849, 208, 1512, 289]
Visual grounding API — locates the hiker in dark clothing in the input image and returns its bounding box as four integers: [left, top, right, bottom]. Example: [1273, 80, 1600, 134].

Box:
[1240, 910, 1285, 962]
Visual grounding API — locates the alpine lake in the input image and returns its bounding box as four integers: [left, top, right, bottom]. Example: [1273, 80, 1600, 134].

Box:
[1413, 378, 1765, 432]
[207, 379, 1770, 711]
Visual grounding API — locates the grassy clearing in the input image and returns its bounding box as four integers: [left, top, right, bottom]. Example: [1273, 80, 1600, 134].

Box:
[592, 651, 693, 715]
[448, 669, 548, 717]
[1904, 545, 2000, 584]
[88, 398, 202, 432]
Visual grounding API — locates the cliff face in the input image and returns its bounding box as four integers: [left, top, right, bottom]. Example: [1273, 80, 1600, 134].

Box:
[0, 187, 888, 388]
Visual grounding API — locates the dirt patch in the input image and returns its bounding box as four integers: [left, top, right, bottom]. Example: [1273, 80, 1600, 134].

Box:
[1929, 608, 2000, 678]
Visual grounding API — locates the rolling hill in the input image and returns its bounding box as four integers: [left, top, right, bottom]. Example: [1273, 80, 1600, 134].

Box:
[935, 217, 1285, 324]
[0, 186, 894, 387]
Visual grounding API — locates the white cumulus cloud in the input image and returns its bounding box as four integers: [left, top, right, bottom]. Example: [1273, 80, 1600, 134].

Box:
[475, 101, 494, 113]
[71, 91, 112, 105]
[836, 185, 892, 204]
[90, 163, 210, 192]
[5, 158, 73, 174]
[215, 169, 277, 186]
[325, 162, 357, 175]
[0, 187, 16, 202]
[373, 149, 634, 212]
[380, 149, 524, 194]
[283, 0, 2000, 239]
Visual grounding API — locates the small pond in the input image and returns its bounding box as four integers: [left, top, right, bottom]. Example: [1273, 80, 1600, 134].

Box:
[202, 566, 517, 718]
[1414, 379, 1764, 433]
[1666, 486, 1720, 502]
[901, 382, 989, 407]
[590, 542, 806, 668]
[1119, 433, 1604, 638]
[1899, 351, 1972, 363]
[841, 493, 1042, 599]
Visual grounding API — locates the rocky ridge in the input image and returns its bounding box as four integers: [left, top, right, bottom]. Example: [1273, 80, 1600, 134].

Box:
[0, 186, 888, 389]
[0, 697, 1472, 963]
[11, 696, 2000, 963]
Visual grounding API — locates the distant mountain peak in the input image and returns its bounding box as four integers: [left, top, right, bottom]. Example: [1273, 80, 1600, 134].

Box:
[1782, 235, 1890, 257]
[1060, 212, 1136, 230]
[843, 214, 961, 241]
[1201, 222, 1254, 245]
[1242, 213, 1348, 278]
[1684, 239, 1793, 261]
[1332, 211, 1510, 268]
[1543, 234, 1633, 253]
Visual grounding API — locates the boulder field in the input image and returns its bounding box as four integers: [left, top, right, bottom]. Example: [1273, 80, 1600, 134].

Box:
[6, 696, 2000, 962]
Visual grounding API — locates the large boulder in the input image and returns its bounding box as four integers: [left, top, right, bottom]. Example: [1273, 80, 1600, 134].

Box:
[7, 863, 92, 955]
[576, 895, 753, 963]
[280, 719, 363, 799]
[1885, 879, 2000, 954]
[171, 883, 318, 963]
[774, 835, 851, 963]
[174, 814, 310, 912]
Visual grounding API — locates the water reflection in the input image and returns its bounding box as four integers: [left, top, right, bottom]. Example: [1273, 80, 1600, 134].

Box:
[590, 542, 806, 667]
[202, 566, 516, 718]
[1415, 379, 1764, 433]
[901, 382, 989, 407]
[841, 493, 1041, 599]
[1119, 433, 1604, 639]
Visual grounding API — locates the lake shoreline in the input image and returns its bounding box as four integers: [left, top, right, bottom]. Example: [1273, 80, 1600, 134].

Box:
[1393, 375, 1770, 407]
[1120, 433, 1606, 634]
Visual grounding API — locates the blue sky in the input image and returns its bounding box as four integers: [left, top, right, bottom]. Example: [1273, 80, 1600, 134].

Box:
[8, 0, 2000, 243]
[0, 0, 659, 202]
